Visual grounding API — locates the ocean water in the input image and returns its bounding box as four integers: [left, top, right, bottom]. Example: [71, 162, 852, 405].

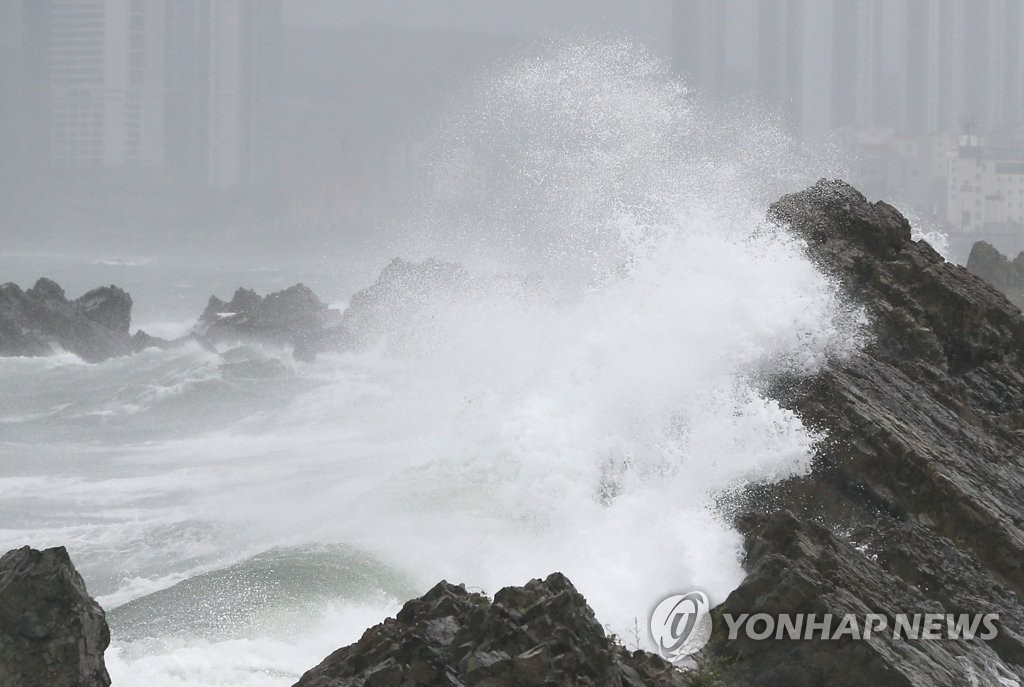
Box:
[0, 42, 864, 685]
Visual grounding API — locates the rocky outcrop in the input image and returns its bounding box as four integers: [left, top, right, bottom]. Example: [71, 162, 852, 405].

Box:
[698, 180, 1024, 685]
[192, 284, 340, 360]
[180, 259, 519, 360]
[0, 546, 110, 687]
[321, 257, 469, 352]
[131, 328, 186, 354]
[0, 263, 478, 362]
[966, 240, 1024, 311]
[295, 572, 687, 687]
[0, 278, 133, 362]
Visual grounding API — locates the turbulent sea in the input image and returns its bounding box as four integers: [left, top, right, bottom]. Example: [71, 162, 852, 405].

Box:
[0, 42, 869, 685]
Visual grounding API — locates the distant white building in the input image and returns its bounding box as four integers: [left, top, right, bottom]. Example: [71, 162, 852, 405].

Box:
[947, 135, 1024, 255]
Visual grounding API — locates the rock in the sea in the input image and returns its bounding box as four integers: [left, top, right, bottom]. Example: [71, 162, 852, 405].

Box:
[195, 260, 520, 360]
[294, 572, 687, 687]
[192, 284, 339, 359]
[321, 257, 469, 352]
[0, 278, 133, 362]
[966, 240, 1024, 311]
[0, 546, 110, 687]
[699, 180, 1024, 685]
[131, 328, 182, 353]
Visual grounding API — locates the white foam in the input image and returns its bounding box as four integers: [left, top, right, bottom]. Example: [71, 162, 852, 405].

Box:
[106, 600, 398, 687]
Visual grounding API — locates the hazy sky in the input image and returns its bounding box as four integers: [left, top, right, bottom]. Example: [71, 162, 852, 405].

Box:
[3, 0, 1021, 256]
[283, 0, 673, 56]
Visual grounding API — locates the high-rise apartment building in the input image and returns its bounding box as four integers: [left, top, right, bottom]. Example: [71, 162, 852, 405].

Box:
[47, 0, 165, 169]
[165, 0, 281, 190]
[10, 0, 281, 190]
[0, 0, 50, 206]
[671, 0, 1024, 140]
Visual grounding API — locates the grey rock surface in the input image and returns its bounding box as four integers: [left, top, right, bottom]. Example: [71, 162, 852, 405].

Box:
[294, 572, 689, 687]
[0, 546, 110, 687]
[0, 278, 133, 362]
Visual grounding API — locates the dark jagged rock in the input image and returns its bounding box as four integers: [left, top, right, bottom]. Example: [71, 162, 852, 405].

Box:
[321, 257, 470, 352]
[294, 572, 688, 687]
[966, 240, 1024, 311]
[0, 278, 133, 362]
[706, 512, 1015, 686]
[0, 546, 110, 687]
[187, 260, 494, 360]
[192, 284, 340, 358]
[701, 180, 1024, 685]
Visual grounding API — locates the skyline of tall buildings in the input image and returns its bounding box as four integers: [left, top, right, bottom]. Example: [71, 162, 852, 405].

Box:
[2, 0, 281, 193]
[164, 0, 282, 191]
[4, 0, 1024, 252]
[48, 0, 166, 170]
[672, 0, 1024, 140]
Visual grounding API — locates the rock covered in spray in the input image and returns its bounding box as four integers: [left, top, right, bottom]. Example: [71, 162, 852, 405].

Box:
[138, 260, 476, 360]
[183, 260, 472, 359]
[192, 283, 339, 359]
[286, 180, 1024, 685]
[294, 572, 687, 687]
[320, 257, 470, 352]
[697, 180, 1024, 685]
[0, 546, 110, 687]
[0, 278, 133, 362]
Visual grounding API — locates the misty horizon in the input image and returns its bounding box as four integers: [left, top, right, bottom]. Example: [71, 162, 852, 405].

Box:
[2, 1, 1023, 262]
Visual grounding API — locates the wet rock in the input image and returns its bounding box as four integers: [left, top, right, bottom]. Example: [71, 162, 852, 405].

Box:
[965, 240, 1024, 311]
[0, 278, 133, 362]
[294, 572, 688, 687]
[321, 257, 469, 352]
[192, 283, 339, 356]
[705, 511, 1014, 687]
[702, 180, 1024, 685]
[0, 546, 110, 687]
